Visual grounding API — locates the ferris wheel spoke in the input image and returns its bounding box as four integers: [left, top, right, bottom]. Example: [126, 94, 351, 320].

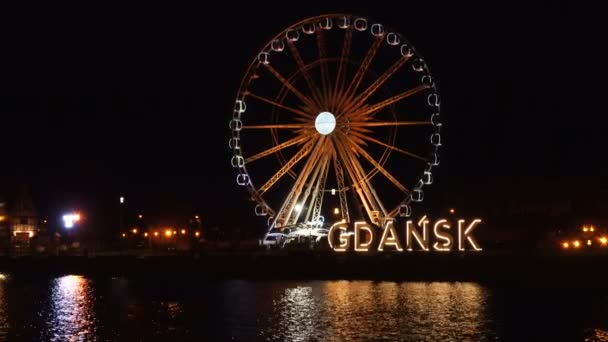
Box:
[349, 121, 431, 128]
[332, 151, 350, 223]
[245, 135, 308, 164]
[264, 64, 319, 112]
[286, 41, 324, 107]
[272, 138, 328, 227]
[349, 154, 388, 217]
[351, 131, 428, 162]
[316, 29, 332, 107]
[343, 54, 412, 114]
[245, 92, 313, 119]
[351, 141, 409, 194]
[333, 28, 352, 112]
[257, 139, 316, 194]
[338, 36, 384, 111]
[350, 84, 430, 120]
[242, 123, 311, 129]
[334, 136, 384, 219]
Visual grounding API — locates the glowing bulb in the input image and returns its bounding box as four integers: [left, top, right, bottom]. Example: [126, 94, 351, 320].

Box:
[573, 240, 580, 248]
[334, 207, 340, 215]
[295, 204, 303, 212]
[144, 232, 148, 237]
[600, 237, 607, 245]
[562, 242, 569, 249]
[181, 229, 186, 235]
[315, 111, 336, 135]
[587, 239, 592, 246]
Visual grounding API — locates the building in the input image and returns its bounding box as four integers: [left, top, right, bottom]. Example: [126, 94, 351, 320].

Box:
[9, 186, 40, 245]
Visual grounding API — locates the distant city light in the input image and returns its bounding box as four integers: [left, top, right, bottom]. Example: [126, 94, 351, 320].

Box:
[195, 215, 199, 220]
[600, 237, 608, 245]
[138, 214, 143, 219]
[587, 239, 592, 246]
[62, 213, 81, 229]
[331, 188, 336, 195]
[154, 231, 159, 237]
[181, 229, 186, 235]
[120, 196, 124, 204]
[195, 231, 200, 237]
[590, 226, 595, 232]
[0, 215, 5, 222]
[122, 233, 126, 238]
[449, 208, 455, 214]
[583, 226, 588, 232]
[132, 228, 138, 234]
[334, 207, 340, 215]
[573, 240, 581, 248]
[562, 242, 569, 249]
[165, 230, 172, 237]
[144, 232, 148, 237]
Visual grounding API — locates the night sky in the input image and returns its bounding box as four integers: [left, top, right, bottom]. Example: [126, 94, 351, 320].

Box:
[0, 2, 605, 232]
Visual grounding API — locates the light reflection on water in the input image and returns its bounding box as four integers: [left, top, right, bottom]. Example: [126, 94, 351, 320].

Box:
[263, 281, 494, 341]
[46, 275, 98, 342]
[0, 276, 606, 340]
[0, 274, 8, 341]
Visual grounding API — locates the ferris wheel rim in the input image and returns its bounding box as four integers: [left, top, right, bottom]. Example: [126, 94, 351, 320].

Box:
[230, 14, 442, 230]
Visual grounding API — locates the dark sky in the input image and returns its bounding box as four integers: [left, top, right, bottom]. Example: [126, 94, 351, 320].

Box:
[0, 2, 605, 231]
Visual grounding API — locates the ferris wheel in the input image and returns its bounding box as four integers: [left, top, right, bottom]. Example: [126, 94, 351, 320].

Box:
[229, 14, 441, 235]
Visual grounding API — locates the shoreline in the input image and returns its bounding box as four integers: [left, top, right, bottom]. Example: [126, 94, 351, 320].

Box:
[0, 252, 605, 285]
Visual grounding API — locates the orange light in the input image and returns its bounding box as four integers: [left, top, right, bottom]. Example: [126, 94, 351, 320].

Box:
[195, 231, 200, 237]
[590, 226, 595, 232]
[132, 228, 138, 234]
[0, 216, 5, 222]
[165, 230, 172, 237]
[138, 214, 143, 219]
[195, 215, 199, 220]
[121, 233, 126, 238]
[154, 231, 159, 237]
[334, 207, 340, 215]
[600, 237, 608, 245]
[583, 227, 588, 232]
[181, 229, 186, 235]
[573, 240, 581, 248]
[587, 239, 592, 246]
[173, 230, 177, 235]
[144, 232, 148, 237]
[73, 214, 81, 222]
[562, 242, 569, 249]
[449, 208, 455, 214]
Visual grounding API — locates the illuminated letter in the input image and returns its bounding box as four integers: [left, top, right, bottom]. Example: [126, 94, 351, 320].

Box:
[458, 219, 482, 251]
[406, 216, 429, 251]
[433, 219, 453, 251]
[328, 221, 350, 252]
[354, 222, 374, 252]
[378, 221, 403, 251]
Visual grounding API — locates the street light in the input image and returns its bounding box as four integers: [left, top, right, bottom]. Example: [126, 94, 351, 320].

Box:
[62, 213, 81, 229]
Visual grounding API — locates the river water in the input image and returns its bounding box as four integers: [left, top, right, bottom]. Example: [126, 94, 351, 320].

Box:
[0, 274, 607, 341]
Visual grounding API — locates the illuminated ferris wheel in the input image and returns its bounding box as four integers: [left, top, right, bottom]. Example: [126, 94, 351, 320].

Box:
[229, 14, 441, 236]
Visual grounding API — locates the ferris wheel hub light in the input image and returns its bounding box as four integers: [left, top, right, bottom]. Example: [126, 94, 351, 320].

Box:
[315, 111, 336, 135]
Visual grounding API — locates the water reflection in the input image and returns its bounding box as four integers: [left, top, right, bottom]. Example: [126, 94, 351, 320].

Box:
[0, 274, 8, 341]
[47, 275, 98, 341]
[266, 281, 495, 341]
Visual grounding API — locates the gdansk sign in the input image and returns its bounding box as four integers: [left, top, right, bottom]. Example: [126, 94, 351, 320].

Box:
[328, 216, 482, 252]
